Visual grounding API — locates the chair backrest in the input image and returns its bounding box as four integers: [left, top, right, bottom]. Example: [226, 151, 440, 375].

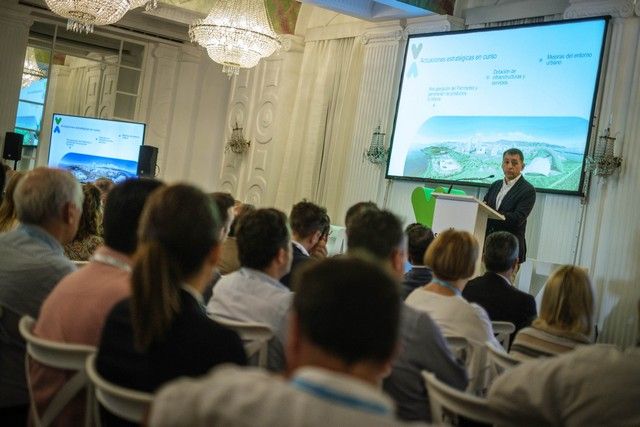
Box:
[486, 341, 520, 376]
[422, 371, 496, 425]
[19, 316, 96, 427]
[85, 353, 152, 424]
[445, 336, 469, 363]
[492, 321, 515, 351]
[212, 317, 274, 368]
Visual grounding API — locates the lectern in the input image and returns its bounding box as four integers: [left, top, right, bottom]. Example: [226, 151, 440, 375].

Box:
[431, 193, 504, 275]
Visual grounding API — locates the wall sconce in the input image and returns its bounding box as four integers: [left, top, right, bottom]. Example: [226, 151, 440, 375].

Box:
[225, 122, 251, 154]
[586, 127, 622, 177]
[364, 124, 389, 165]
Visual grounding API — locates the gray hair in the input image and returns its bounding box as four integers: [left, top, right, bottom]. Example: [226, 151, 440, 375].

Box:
[14, 168, 83, 225]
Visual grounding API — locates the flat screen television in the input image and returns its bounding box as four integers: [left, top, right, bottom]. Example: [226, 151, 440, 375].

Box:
[48, 114, 146, 183]
[386, 17, 609, 195]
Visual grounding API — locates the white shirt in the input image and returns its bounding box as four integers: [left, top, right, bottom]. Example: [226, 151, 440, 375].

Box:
[149, 365, 431, 427]
[489, 345, 640, 427]
[405, 289, 502, 390]
[207, 267, 292, 371]
[496, 174, 522, 210]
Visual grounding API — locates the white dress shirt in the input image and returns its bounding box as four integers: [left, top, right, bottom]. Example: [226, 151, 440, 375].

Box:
[150, 365, 430, 427]
[496, 174, 522, 210]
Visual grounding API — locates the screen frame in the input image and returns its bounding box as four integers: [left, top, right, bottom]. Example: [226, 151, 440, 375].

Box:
[47, 112, 146, 162]
[384, 16, 610, 196]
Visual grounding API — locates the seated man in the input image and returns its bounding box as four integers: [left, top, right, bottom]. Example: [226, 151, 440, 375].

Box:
[150, 257, 426, 427]
[0, 168, 82, 423]
[402, 223, 435, 300]
[280, 200, 330, 288]
[463, 231, 536, 335]
[207, 208, 292, 371]
[489, 345, 640, 426]
[30, 178, 162, 425]
[346, 209, 467, 422]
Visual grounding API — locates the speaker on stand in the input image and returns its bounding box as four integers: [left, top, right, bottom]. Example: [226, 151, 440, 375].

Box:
[2, 132, 24, 170]
[137, 145, 158, 178]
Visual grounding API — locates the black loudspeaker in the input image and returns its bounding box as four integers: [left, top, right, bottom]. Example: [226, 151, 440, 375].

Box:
[137, 145, 158, 177]
[2, 132, 23, 161]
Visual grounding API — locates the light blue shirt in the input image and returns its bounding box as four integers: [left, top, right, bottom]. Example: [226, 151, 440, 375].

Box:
[207, 267, 292, 371]
[0, 224, 76, 406]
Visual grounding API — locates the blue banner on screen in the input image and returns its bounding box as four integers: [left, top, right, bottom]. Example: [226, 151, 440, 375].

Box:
[386, 17, 608, 195]
[48, 114, 146, 183]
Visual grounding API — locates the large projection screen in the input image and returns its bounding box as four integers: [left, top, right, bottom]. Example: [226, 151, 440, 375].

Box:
[48, 114, 145, 183]
[386, 17, 609, 195]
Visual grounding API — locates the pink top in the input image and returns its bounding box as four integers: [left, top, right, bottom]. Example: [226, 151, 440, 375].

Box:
[30, 246, 132, 426]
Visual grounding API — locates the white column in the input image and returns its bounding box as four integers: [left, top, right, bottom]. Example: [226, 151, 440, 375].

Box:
[0, 3, 32, 144]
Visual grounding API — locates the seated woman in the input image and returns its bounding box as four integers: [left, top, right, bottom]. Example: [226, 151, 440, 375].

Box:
[0, 171, 25, 232]
[509, 265, 593, 360]
[96, 184, 247, 424]
[405, 229, 502, 387]
[64, 183, 104, 261]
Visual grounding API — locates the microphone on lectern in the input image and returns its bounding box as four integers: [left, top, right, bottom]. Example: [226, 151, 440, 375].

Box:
[446, 174, 495, 194]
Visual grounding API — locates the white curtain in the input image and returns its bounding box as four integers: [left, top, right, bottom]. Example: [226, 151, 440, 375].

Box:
[65, 66, 88, 115]
[275, 37, 364, 218]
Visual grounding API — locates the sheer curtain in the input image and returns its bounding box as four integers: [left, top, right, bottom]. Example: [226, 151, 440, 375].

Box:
[275, 37, 364, 216]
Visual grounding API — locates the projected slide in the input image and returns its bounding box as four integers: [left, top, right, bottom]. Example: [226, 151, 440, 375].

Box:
[48, 114, 145, 183]
[387, 18, 608, 194]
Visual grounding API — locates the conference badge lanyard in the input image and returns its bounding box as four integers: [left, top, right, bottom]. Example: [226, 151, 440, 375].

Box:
[90, 253, 132, 273]
[432, 278, 461, 297]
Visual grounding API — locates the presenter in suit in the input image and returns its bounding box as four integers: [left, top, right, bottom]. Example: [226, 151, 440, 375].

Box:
[483, 148, 536, 263]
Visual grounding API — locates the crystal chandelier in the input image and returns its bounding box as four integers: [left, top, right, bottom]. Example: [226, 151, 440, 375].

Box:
[131, 0, 158, 12]
[364, 124, 390, 165]
[44, 0, 132, 33]
[22, 48, 46, 88]
[189, 0, 281, 77]
[225, 122, 251, 154]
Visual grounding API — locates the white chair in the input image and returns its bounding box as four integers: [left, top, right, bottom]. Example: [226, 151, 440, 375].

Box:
[212, 317, 274, 368]
[445, 336, 469, 364]
[18, 316, 95, 427]
[486, 342, 520, 376]
[492, 321, 515, 351]
[422, 371, 497, 425]
[85, 353, 152, 424]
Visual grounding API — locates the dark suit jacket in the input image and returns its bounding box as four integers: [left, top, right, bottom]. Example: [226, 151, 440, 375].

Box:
[484, 176, 536, 262]
[402, 267, 433, 300]
[462, 272, 537, 334]
[97, 290, 246, 393]
[280, 244, 310, 289]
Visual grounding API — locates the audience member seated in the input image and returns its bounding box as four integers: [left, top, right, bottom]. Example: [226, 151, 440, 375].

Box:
[402, 223, 435, 300]
[93, 177, 114, 206]
[207, 208, 292, 372]
[489, 344, 640, 426]
[0, 171, 25, 233]
[64, 183, 104, 261]
[347, 209, 467, 422]
[202, 192, 237, 301]
[463, 231, 536, 336]
[150, 257, 429, 427]
[280, 200, 330, 288]
[0, 168, 82, 424]
[405, 229, 502, 387]
[510, 265, 593, 360]
[217, 202, 255, 275]
[0, 164, 5, 204]
[96, 184, 246, 423]
[30, 178, 162, 426]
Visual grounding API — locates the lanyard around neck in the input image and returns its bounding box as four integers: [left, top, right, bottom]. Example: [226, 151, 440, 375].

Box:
[90, 253, 132, 272]
[291, 377, 389, 416]
[432, 277, 461, 296]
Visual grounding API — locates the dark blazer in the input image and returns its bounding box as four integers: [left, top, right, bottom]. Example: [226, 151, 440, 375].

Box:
[97, 289, 246, 393]
[402, 267, 433, 300]
[280, 244, 310, 289]
[463, 272, 537, 334]
[484, 176, 536, 262]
